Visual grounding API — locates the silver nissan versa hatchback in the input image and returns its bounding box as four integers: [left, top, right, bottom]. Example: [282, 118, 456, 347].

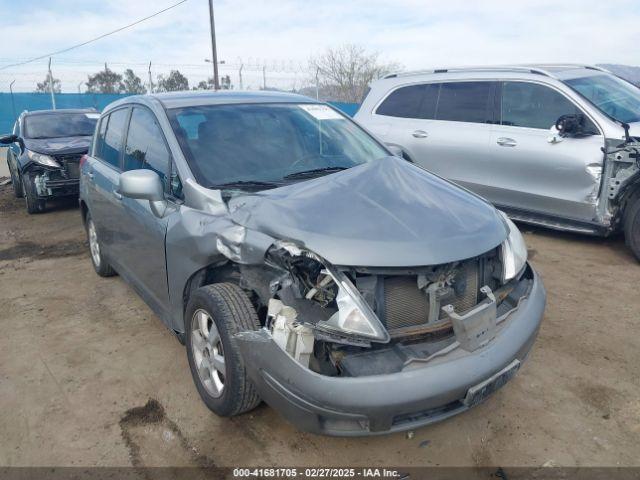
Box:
[79, 91, 545, 436]
[356, 65, 640, 261]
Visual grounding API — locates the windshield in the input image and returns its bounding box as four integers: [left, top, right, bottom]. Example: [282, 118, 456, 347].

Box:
[564, 74, 640, 124]
[24, 112, 99, 139]
[166, 103, 388, 190]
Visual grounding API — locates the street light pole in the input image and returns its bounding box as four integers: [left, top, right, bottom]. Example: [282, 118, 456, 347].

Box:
[207, 0, 220, 90]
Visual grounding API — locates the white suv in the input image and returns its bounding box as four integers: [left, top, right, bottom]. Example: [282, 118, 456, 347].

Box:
[355, 65, 640, 261]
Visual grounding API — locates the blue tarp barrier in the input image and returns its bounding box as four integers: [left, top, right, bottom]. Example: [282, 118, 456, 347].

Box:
[0, 92, 359, 133]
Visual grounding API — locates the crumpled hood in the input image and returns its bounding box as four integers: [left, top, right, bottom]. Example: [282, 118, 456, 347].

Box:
[227, 156, 508, 267]
[23, 136, 92, 155]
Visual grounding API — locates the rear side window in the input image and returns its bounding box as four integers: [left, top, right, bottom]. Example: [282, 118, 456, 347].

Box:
[435, 82, 493, 124]
[93, 116, 108, 157]
[376, 85, 425, 118]
[501, 81, 585, 130]
[100, 108, 128, 168]
[375, 84, 439, 119]
[124, 107, 170, 181]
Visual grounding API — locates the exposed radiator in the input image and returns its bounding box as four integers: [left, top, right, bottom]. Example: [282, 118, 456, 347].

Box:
[383, 261, 479, 332]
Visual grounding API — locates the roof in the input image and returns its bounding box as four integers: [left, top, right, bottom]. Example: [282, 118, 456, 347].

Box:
[23, 108, 97, 117]
[151, 90, 317, 109]
[382, 64, 608, 80]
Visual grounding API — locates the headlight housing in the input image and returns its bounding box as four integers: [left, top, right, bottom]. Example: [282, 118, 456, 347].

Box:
[499, 212, 528, 282]
[27, 150, 60, 168]
[316, 267, 390, 343]
[268, 241, 390, 344]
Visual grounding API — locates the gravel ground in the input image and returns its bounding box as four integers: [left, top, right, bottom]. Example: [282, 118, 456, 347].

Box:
[0, 180, 639, 468]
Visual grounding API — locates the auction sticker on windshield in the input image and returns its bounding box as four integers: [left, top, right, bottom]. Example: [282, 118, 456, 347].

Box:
[298, 104, 344, 120]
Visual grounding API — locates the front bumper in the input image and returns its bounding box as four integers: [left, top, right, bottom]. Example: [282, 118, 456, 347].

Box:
[236, 266, 546, 436]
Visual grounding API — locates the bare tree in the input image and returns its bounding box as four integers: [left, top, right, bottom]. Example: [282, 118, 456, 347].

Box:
[35, 73, 61, 94]
[309, 44, 400, 103]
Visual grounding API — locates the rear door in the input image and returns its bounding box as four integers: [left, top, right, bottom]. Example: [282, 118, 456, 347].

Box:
[111, 106, 175, 317]
[374, 81, 497, 191]
[487, 81, 605, 222]
[85, 107, 130, 258]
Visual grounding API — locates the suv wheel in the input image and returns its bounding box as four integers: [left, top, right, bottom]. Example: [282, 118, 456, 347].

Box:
[185, 283, 261, 417]
[624, 195, 640, 261]
[85, 213, 116, 277]
[8, 162, 24, 198]
[22, 173, 45, 214]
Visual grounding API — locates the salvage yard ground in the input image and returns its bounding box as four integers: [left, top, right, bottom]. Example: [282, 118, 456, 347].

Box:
[0, 159, 639, 467]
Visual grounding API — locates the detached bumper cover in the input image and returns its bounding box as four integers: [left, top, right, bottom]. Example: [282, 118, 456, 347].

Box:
[236, 266, 546, 436]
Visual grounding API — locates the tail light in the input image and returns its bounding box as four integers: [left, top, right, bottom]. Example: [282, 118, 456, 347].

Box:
[79, 154, 88, 168]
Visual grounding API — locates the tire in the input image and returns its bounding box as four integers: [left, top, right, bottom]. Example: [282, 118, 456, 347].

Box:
[8, 161, 23, 198]
[22, 172, 46, 214]
[85, 212, 116, 277]
[185, 283, 261, 417]
[624, 194, 640, 261]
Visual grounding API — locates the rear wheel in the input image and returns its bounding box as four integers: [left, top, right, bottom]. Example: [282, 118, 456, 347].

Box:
[21, 173, 45, 214]
[624, 195, 640, 261]
[85, 213, 116, 277]
[185, 283, 261, 417]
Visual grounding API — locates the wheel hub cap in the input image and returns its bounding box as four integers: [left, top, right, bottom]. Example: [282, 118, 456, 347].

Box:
[191, 309, 226, 398]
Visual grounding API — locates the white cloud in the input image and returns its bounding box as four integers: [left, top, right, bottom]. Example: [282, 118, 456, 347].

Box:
[1, 0, 639, 91]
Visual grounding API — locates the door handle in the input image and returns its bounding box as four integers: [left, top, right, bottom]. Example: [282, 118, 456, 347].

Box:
[113, 190, 123, 201]
[412, 130, 428, 138]
[496, 137, 517, 147]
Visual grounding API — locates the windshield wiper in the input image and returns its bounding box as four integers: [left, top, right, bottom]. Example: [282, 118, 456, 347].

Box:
[284, 166, 349, 180]
[209, 180, 282, 191]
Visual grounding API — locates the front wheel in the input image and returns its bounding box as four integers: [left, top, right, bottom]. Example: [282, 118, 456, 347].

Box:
[185, 283, 261, 417]
[8, 162, 23, 198]
[22, 173, 45, 214]
[624, 195, 640, 261]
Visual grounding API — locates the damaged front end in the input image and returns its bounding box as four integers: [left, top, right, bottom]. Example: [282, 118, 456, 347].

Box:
[597, 137, 640, 230]
[23, 151, 83, 198]
[242, 234, 533, 379]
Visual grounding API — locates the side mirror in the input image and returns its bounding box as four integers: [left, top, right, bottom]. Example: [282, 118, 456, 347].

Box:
[0, 134, 18, 145]
[555, 114, 593, 138]
[119, 169, 168, 217]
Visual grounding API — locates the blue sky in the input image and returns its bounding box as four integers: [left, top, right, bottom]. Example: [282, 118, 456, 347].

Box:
[1, 0, 639, 92]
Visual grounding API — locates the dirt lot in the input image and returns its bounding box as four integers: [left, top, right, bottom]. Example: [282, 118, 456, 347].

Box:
[0, 177, 639, 468]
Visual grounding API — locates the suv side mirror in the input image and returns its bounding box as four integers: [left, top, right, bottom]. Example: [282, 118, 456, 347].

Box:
[119, 169, 168, 218]
[555, 114, 595, 138]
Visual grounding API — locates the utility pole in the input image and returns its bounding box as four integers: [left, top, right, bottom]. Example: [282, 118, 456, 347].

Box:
[48, 57, 56, 109]
[77, 81, 83, 94]
[238, 63, 243, 90]
[9, 80, 17, 122]
[148, 62, 153, 93]
[315, 66, 320, 100]
[207, 0, 220, 90]
[262, 65, 266, 90]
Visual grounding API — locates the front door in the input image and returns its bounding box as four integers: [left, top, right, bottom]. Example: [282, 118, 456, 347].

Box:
[486, 81, 605, 222]
[111, 106, 175, 319]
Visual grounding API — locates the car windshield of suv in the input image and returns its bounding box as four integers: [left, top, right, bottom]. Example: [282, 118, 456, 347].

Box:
[167, 103, 388, 190]
[23, 112, 99, 139]
[564, 74, 640, 124]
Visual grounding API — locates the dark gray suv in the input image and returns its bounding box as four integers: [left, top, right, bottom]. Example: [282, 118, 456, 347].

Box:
[79, 91, 545, 436]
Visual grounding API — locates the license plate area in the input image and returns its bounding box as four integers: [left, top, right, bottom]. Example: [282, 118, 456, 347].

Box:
[463, 359, 521, 407]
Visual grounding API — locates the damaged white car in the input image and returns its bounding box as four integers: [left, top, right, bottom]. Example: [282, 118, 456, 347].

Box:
[79, 91, 546, 435]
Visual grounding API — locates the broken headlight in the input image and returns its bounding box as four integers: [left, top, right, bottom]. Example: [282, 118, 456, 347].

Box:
[27, 150, 61, 168]
[267, 241, 390, 344]
[499, 212, 528, 282]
